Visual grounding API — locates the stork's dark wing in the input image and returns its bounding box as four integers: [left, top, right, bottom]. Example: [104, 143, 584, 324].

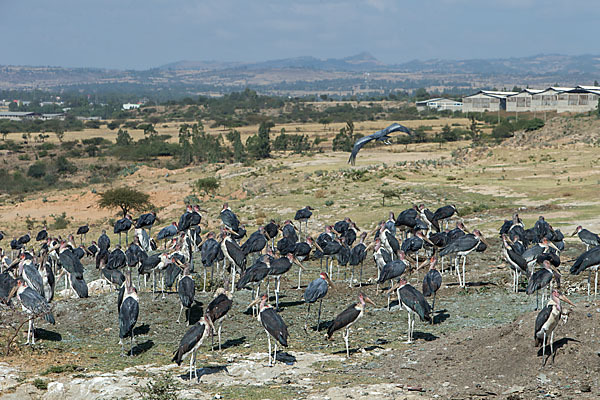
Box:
[399, 285, 431, 322]
[422, 269, 442, 297]
[119, 296, 139, 338]
[526, 269, 552, 294]
[172, 322, 206, 365]
[261, 308, 289, 347]
[20, 287, 55, 324]
[570, 246, 600, 275]
[327, 303, 359, 338]
[206, 294, 233, 322]
[439, 234, 478, 257]
[304, 278, 328, 303]
[534, 305, 552, 345]
[348, 134, 377, 166]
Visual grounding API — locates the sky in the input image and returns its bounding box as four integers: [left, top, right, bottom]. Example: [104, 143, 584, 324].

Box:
[1, 0, 598, 70]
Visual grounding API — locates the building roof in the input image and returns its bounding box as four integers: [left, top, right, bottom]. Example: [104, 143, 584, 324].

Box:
[0, 111, 36, 116]
[576, 85, 600, 91]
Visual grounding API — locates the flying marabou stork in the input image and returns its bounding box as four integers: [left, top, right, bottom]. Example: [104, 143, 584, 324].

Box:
[326, 292, 375, 357]
[348, 123, 412, 165]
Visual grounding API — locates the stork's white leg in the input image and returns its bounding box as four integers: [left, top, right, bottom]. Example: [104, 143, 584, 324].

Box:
[550, 331, 554, 360]
[274, 343, 278, 364]
[462, 256, 467, 288]
[26, 319, 32, 345]
[411, 315, 415, 343]
[588, 270, 591, 297]
[406, 313, 412, 343]
[297, 268, 302, 290]
[218, 323, 222, 351]
[542, 331, 546, 366]
[455, 257, 462, 287]
[193, 351, 198, 380]
[203, 265, 207, 293]
[267, 333, 272, 366]
[177, 304, 183, 323]
[189, 351, 193, 381]
[231, 270, 235, 293]
[344, 328, 350, 358]
[595, 268, 598, 299]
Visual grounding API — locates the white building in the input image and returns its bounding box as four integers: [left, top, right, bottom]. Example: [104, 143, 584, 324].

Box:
[462, 90, 517, 112]
[122, 103, 141, 110]
[506, 89, 544, 112]
[416, 98, 463, 112]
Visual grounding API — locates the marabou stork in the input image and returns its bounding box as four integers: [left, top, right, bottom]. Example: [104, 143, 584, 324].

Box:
[522, 238, 560, 274]
[36, 227, 48, 242]
[527, 259, 561, 309]
[394, 207, 420, 236]
[156, 222, 178, 248]
[242, 226, 268, 260]
[401, 230, 434, 267]
[333, 217, 351, 237]
[76, 225, 89, 245]
[421, 257, 442, 323]
[349, 232, 368, 287]
[237, 257, 270, 307]
[11, 280, 55, 345]
[205, 288, 233, 351]
[267, 253, 305, 310]
[378, 254, 409, 310]
[372, 239, 392, 289]
[348, 123, 412, 165]
[385, 212, 397, 236]
[303, 272, 334, 331]
[201, 232, 221, 291]
[136, 211, 157, 235]
[418, 204, 435, 232]
[326, 292, 375, 357]
[18, 232, 31, 246]
[571, 225, 600, 251]
[534, 216, 551, 242]
[18, 256, 45, 299]
[58, 242, 88, 298]
[177, 265, 195, 325]
[439, 230, 489, 288]
[1, 272, 17, 304]
[37, 255, 55, 303]
[431, 205, 459, 231]
[293, 236, 323, 289]
[264, 220, 279, 250]
[501, 234, 528, 293]
[379, 223, 400, 259]
[294, 206, 314, 238]
[172, 316, 212, 381]
[178, 205, 194, 233]
[570, 245, 600, 299]
[220, 203, 240, 233]
[119, 274, 139, 356]
[320, 237, 342, 280]
[221, 230, 246, 292]
[389, 278, 431, 343]
[107, 246, 127, 270]
[114, 215, 133, 246]
[535, 289, 574, 366]
[343, 222, 359, 247]
[281, 220, 299, 244]
[248, 294, 289, 366]
[102, 267, 125, 291]
[97, 230, 110, 269]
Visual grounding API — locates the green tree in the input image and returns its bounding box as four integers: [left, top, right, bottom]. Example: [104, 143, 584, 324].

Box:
[226, 130, 246, 162]
[178, 124, 193, 165]
[246, 121, 272, 159]
[116, 128, 132, 146]
[27, 161, 47, 178]
[194, 177, 220, 196]
[98, 187, 153, 218]
[414, 88, 429, 101]
[53, 156, 77, 174]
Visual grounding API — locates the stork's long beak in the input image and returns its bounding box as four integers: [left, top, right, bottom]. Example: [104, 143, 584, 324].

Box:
[325, 276, 335, 289]
[418, 258, 430, 270]
[559, 294, 575, 307]
[548, 241, 560, 252]
[422, 236, 434, 246]
[385, 282, 400, 295]
[315, 243, 324, 253]
[570, 230, 578, 237]
[293, 257, 305, 271]
[462, 223, 470, 234]
[364, 296, 376, 307]
[480, 236, 490, 247]
[364, 241, 375, 252]
[550, 265, 562, 276]
[504, 235, 514, 245]
[369, 226, 380, 235]
[247, 297, 261, 309]
[7, 284, 18, 303]
[8, 258, 19, 268]
[205, 316, 215, 333]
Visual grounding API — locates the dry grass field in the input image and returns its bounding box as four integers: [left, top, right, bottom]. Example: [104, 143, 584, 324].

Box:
[1, 115, 600, 399]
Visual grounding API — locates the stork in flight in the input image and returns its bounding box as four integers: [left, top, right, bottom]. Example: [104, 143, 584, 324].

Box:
[348, 123, 412, 165]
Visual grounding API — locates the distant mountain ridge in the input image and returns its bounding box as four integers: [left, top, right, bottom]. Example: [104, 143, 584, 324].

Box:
[1, 53, 599, 95]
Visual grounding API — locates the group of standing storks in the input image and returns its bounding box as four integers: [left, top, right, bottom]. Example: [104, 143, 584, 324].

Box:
[2, 195, 598, 377]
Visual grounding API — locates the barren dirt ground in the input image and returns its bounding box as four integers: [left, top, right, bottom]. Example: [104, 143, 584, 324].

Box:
[2, 118, 600, 399]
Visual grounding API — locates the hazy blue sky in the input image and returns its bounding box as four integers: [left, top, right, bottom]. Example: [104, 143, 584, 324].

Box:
[2, 0, 597, 69]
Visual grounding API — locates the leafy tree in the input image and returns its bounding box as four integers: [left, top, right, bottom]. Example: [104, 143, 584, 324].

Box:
[107, 120, 120, 130]
[0, 127, 8, 141]
[115, 128, 133, 146]
[226, 130, 246, 162]
[246, 121, 272, 159]
[414, 88, 429, 101]
[98, 187, 153, 218]
[27, 161, 47, 178]
[273, 128, 289, 151]
[178, 124, 193, 166]
[332, 120, 356, 152]
[53, 156, 77, 174]
[194, 177, 220, 196]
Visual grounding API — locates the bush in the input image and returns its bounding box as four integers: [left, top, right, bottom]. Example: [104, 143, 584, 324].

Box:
[51, 212, 69, 230]
[54, 156, 77, 174]
[137, 374, 180, 400]
[27, 161, 47, 178]
[194, 177, 220, 196]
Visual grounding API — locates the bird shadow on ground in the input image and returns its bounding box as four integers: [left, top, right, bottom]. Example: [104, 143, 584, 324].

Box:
[188, 301, 204, 325]
[316, 320, 334, 332]
[179, 365, 228, 381]
[444, 281, 497, 288]
[275, 351, 296, 364]
[35, 328, 62, 342]
[213, 336, 246, 351]
[133, 324, 150, 336]
[413, 331, 438, 342]
[132, 340, 154, 356]
[433, 310, 450, 324]
[278, 300, 305, 309]
[537, 337, 580, 357]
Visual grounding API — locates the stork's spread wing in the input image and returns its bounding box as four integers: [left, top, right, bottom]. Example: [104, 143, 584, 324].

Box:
[348, 123, 412, 165]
